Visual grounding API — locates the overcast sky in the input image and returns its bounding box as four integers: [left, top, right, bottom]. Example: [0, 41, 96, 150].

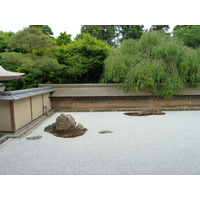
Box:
[0, 0, 197, 39]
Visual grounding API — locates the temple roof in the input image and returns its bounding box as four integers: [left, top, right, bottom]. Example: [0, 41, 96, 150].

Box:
[0, 66, 25, 80]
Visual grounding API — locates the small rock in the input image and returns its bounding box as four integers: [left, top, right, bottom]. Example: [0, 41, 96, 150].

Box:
[124, 108, 166, 116]
[99, 130, 113, 134]
[26, 136, 42, 140]
[76, 123, 84, 130]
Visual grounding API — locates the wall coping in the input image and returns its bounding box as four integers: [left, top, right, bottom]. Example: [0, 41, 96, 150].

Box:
[0, 86, 54, 100]
[39, 84, 200, 97]
[39, 83, 119, 88]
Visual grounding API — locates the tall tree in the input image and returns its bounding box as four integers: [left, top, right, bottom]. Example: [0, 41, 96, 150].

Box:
[29, 25, 53, 36]
[173, 25, 200, 49]
[79, 25, 116, 46]
[0, 31, 14, 52]
[116, 25, 144, 43]
[103, 31, 200, 99]
[0, 52, 64, 89]
[9, 27, 56, 54]
[56, 32, 71, 46]
[173, 25, 188, 31]
[150, 25, 170, 32]
[57, 33, 111, 83]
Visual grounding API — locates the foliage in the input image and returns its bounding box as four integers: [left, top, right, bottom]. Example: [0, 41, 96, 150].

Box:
[57, 33, 111, 83]
[173, 25, 200, 49]
[103, 31, 200, 99]
[0, 52, 64, 90]
[79, 25, 145, 46]
[9, 27, 56, 54]
[29, 25, 54, 36]
[78, 25, 116, 46]
[173, 25, 188, 31]
[0, 31, 15, 52]
[116, 25, 144, 43]
[150, 25, 170, 32]
[56, 32, 72, 46]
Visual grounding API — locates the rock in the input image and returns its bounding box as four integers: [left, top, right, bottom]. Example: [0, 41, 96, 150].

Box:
[26, 136, 42, 140]
[44, 114, 87, 138]
[55, 114, 76, 130]
[44, 123, 56, 132]
[99, 130, 113, 134]
[124, 108, 166, 116]
[76, 123, 84, 130]
[141, 108, 165, 115]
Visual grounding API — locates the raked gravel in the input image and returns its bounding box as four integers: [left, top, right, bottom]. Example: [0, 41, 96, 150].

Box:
[1, 111, 200, 175]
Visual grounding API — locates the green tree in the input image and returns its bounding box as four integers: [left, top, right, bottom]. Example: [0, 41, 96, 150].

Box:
[56, 32, 71, 46]
[116, 25, 144, 43]
[173, 25, 200, 49]
[173, 25, 188, 31]
[0, 31, 15, 52]
[9, 27, 56, 54]
[29, 25, 54, 36]
[57, 33, 111, 83]
[79, 25, 116, 46]
[150, 25, 170, 32]
[103, 31, 200, 99]
[0, 52, 63, 90]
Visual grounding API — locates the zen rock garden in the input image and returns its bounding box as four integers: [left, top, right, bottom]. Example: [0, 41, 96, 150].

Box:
[44, 113, 87, 138]
[44, 108, 165, 138]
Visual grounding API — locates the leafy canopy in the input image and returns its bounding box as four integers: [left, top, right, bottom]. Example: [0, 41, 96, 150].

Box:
[79, 25, 145, 46]
[56, 32, 72, 46]
[29, 25, 54, 36]
[0, 31, 14, 52]
[57, 33, 111, 83]
[103, 31, 200, 99]
[9, 27, 56, 54]
[0, 52, 64, 90]
[173, 25, 200, 49]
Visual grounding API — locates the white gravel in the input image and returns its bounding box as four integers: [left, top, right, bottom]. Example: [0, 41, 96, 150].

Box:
[1, 111, 200, 175]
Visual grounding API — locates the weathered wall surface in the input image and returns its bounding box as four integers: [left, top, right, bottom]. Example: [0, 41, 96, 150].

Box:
[0, 100, 12, 131]
[0, 87, 54, 133]
[51, 96, 200, 111]
[39, 84, 200, 111]
[31, 95, 43, 120]
[14, 98, 32, 130]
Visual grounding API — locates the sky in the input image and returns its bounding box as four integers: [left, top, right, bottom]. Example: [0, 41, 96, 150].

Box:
[0, 0, 197, 39]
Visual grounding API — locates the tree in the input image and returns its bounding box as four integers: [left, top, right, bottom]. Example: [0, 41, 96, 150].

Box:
[0, 31, 14, 52]
[0, 52, 64, 90]
[173, 25, 188, 31]
[103, 31, 200, 99]
[56, 32, 71, 46]
[79, 25, 116, 46]
[9, 27, 56, 54]
[29, 25, 54, 36]
[116, 25, 144, 43]
[150, 25, 170, 32]
[57, 33, 111, 83]
[173, 25, 200, 49]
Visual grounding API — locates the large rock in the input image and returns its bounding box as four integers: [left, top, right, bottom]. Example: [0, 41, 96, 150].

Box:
[55, 114, 76, 130]
[44, 114, 87, 138]
[124, 108, 166, 116]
